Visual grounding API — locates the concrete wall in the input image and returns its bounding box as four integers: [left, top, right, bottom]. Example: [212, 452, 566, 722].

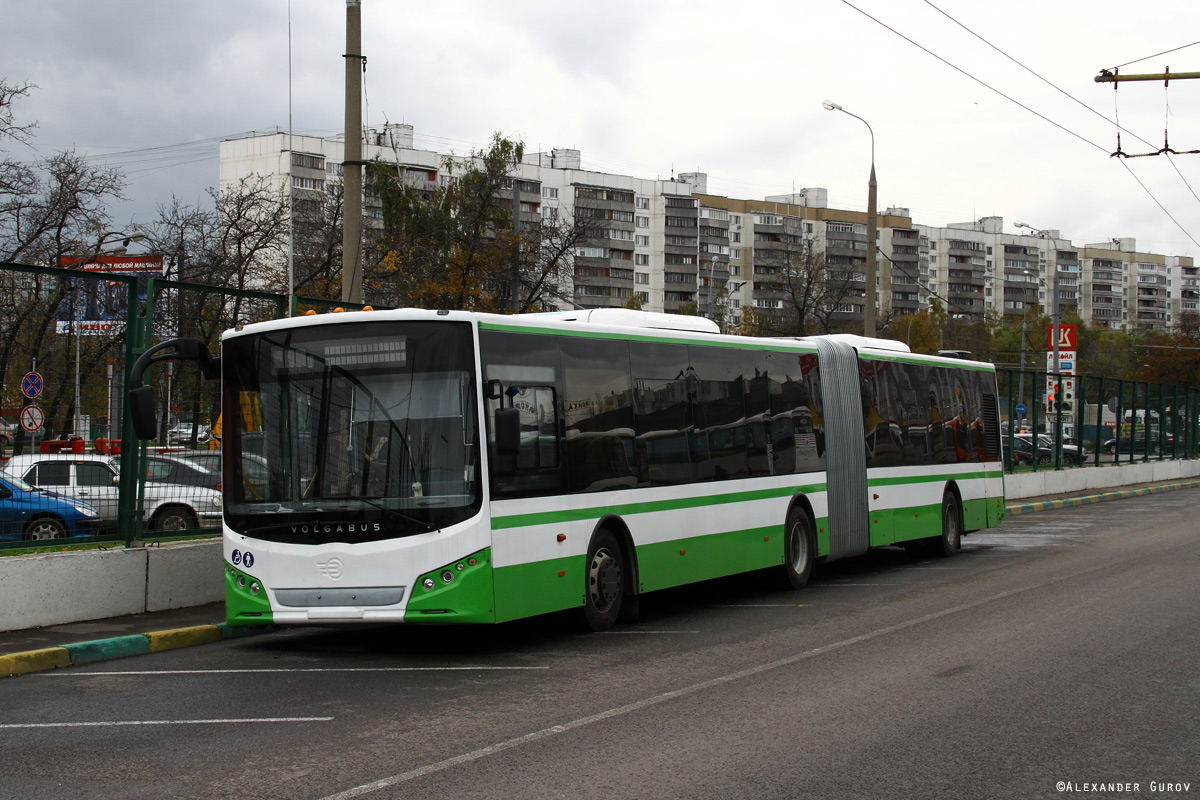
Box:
[2, 461, 1198, 634]
[0, 540, 221, 633]
[1004, 458, 1200, 501]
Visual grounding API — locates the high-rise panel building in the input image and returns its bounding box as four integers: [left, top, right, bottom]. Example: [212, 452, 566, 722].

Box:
[219, 126, 1192, 332]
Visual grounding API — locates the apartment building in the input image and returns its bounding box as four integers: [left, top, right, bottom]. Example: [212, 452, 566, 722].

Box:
[219, 125, 1192, 332]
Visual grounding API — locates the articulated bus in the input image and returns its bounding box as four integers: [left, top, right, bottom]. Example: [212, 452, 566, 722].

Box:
[130, 308, 1006, 631]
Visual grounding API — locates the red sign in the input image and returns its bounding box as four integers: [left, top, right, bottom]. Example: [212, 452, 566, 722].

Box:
[59, 254, 165, 275]
[1047, 323, 1077, 351]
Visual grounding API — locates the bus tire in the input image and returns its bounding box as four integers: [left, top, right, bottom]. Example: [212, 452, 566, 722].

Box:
[933, 491, 961, 558]
[781, 507, 815, 589]
[583, 530, 625, 632]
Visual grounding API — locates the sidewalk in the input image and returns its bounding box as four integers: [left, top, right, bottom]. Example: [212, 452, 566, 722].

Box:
[4, 478, 1198, 677]
[0, 601, 273, 677]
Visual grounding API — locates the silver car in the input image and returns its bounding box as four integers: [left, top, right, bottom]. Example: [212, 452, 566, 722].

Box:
[3, 453, 222, 532]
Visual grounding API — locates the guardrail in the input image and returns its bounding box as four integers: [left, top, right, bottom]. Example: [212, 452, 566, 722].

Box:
[996, 368, 1199, 473]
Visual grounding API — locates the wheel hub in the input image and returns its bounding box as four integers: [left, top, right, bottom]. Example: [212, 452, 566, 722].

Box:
[589, 548, 621, 612]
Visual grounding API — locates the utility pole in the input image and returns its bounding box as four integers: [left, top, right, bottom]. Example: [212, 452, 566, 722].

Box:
[341, 0, 364, 304]
[511, 180, 521, 313]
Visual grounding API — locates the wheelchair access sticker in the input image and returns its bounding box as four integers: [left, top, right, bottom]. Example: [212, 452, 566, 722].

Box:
[231, 549, 255, 568]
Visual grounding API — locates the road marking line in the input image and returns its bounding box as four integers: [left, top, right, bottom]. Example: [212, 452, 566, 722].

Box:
[41, 667, 550, 676]
[597, 630, 699, 635]
[0, 717, 332, 729]
[315, 572, 1078, 800]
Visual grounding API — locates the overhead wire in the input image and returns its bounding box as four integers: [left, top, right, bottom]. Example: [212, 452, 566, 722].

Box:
[1110, 39, 1200, 70]
[836, 0, 1109, 155]
[840, 0, 1200, 248]
[921, 0, 1159, 152]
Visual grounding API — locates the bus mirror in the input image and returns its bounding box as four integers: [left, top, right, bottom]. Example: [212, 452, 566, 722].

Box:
[485, 379, 503, 400]
[130, 385, 158, 440]
[495, 407, 521, 456]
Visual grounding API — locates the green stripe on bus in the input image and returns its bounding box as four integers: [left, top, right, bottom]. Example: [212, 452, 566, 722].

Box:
[866, 469, 1002, 487]
[491, 483, 827, 530]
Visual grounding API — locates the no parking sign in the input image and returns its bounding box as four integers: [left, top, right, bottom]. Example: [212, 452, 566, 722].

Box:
[21, 371, 43, 399]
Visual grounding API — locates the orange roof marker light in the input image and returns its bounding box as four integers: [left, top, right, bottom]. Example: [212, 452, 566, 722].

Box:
[304, 309, 317, 316]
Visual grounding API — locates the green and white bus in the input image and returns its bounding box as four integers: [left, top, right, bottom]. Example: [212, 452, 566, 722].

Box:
[130, 308, 1006, 631]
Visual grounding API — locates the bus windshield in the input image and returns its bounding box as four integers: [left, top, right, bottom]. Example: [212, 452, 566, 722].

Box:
[221, 320, 481, 545]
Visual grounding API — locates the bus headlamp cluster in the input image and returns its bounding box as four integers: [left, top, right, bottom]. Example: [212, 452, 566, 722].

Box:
[421, 556, 481, 591]
[228, 565, 263, 595]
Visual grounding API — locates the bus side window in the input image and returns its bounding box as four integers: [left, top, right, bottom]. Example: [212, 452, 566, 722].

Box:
[480, 330, 564, 497]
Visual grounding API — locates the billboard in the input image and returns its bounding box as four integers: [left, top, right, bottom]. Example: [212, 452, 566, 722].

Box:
[56, 254, 165, 335]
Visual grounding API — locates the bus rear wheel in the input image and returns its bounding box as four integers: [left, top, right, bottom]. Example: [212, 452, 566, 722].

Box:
[932, 491, 961, 558]
[583, 530, 624, 632]
[781, 507, 815, 589]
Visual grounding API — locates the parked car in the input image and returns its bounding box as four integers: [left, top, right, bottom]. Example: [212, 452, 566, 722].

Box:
[1031, 433, 1086, 465]
[1011, 433, 1085, 465]
[1009, 435, 1052, 466]
[0, 472, 102, 541]
[0, 418, 13, 447]
[2, 453, 222, 532]
[118, 453, 222, 491]
[1103, 431, 1175, 455]
[167, 423, 211, 447]
[171, 450, 270, 486]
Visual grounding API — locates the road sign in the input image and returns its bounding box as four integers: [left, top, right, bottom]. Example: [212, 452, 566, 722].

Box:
[21, 371, 43, 399]
[19, 405, 44, 432]
[1016, 403, 1027, 415]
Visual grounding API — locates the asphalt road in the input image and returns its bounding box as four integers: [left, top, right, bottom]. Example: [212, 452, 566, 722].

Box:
[2, 491, 1197, 800]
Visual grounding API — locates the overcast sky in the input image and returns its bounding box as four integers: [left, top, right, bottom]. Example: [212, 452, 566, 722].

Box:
[3, 0, 1198, 259]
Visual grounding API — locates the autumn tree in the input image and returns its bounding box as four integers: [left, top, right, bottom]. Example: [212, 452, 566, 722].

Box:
[365, 133, 582, 312]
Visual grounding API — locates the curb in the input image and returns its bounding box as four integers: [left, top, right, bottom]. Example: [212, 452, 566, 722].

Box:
[1005, 480, 1200, 516]
[1, 622, 275, 678]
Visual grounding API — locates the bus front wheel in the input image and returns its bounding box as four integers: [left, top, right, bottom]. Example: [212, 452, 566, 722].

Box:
[781, 507, 815, 589]
[583, 530, 625, 632]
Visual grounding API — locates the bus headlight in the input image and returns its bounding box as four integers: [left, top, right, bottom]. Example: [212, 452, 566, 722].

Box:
[440, 570, 455, 584]
[422, 578, 435, 591]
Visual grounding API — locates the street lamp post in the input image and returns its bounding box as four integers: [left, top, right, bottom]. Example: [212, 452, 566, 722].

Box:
[1015, 221, 1060, 374]
[700, 256, 710, 319]
[1017, 268, 1038, 423]
[823, 100, 877, 338]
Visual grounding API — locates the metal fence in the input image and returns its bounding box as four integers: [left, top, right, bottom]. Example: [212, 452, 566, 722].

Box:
[995, 368, 1199, 472]
[0, 260, 356, 550]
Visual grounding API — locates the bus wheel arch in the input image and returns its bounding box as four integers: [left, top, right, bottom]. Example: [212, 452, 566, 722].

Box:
[781, 497, 816, 590]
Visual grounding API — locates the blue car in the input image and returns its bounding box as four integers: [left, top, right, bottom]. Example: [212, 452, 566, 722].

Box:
[0, 472, 103, 541]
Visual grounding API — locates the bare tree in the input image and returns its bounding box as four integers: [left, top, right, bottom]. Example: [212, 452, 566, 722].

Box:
[750, 231, 861, 337]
